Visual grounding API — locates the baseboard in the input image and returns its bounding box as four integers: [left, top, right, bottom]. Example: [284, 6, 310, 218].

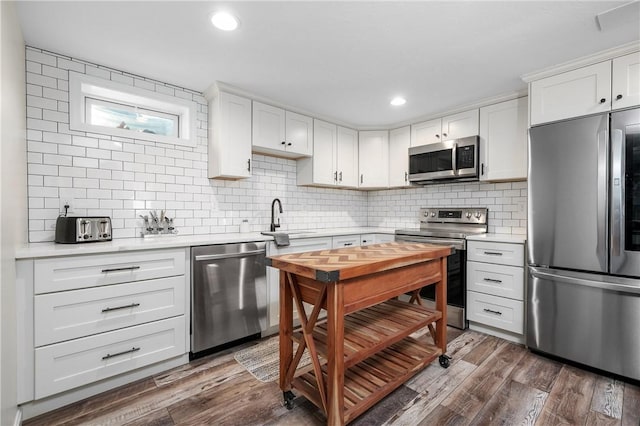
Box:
[468, 322, 525, 344]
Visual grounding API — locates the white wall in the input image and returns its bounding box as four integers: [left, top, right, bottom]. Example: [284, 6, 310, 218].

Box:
[24, 48, 367, 242]
[1, 1, 27, 424]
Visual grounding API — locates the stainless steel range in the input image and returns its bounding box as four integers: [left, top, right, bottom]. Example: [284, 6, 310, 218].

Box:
[395, 207, 488, 329]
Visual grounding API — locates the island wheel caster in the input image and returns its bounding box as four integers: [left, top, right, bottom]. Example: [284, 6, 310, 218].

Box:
[283, 390, 295, 410]
[439, 354, 451, 368]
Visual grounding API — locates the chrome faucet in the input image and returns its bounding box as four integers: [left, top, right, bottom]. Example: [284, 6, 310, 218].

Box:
[270, 198, 283, 232]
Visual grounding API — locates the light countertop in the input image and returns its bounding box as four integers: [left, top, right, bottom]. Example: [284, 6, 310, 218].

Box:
[15, 227, 397, 259]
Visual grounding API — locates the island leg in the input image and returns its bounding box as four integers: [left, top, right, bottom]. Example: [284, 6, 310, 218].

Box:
[326, 281, 345, 425]
[435, 257, 449, 367]
[279, 270, 294, 403]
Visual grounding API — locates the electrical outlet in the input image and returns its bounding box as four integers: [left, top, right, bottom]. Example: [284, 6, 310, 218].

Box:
[59, 197, 75, 215]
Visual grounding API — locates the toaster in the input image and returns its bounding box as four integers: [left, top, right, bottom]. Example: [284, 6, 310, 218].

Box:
[55, 216, 112, 243]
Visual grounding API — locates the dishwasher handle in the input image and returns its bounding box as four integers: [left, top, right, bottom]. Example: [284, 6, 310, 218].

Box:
[194, 249, 265, 262]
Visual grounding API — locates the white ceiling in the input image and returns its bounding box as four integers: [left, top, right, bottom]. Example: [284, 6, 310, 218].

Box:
[16, 1, 640, 128]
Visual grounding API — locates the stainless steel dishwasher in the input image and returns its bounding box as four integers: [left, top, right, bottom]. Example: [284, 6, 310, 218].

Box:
[191, 242, 267, 356]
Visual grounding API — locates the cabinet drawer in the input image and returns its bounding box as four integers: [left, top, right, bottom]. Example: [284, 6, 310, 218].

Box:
[332, 235, 361, 248]
[35, 316, 186, 399]
[467, 261, 524, 300]
[467, 241, 524, 267]
[34, 275, 186, 346]
[467, 291, 523, 334]
[34, 248, 186, 293]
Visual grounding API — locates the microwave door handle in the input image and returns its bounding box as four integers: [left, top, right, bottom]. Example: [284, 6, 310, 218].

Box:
[452, 142, 458, 175]
[611, 128, 623, 257]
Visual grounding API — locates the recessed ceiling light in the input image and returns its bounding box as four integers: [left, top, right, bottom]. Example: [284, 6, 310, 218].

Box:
[390, 97, 406, 106]
[211, 12, 239, 31]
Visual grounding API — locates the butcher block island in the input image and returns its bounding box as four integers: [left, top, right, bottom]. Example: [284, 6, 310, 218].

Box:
[267, 241, 452, 425]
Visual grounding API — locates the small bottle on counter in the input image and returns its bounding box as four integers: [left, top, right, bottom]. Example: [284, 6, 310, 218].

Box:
[240, 219, 250, 233]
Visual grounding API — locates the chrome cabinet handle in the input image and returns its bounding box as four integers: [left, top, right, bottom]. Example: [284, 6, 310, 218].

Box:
[483, 308, 502, 315]
[102, 303, 140, 313]
[483, 278, 502, 283]
[483, 251, 503, 256]
[101, 266, 141, 273]
[102, 347, 140, 360]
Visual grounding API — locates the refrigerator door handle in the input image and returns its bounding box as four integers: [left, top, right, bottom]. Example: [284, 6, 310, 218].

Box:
[610, 128, 623, 257]
[596, 128, 608, 269]
[529, 267, 640, 295]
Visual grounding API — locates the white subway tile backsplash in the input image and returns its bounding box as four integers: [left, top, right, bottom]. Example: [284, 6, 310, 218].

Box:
[26, 48, 524, 242]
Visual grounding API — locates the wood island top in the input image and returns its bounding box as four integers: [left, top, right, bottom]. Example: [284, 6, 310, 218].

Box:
[266, 241, 452, 282]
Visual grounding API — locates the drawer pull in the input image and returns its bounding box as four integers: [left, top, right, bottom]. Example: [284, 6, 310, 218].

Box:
[101, 303, 141, 313]
[483, 251, 503, 256]
[343, 242, 353, 246]
[101, 266, 141, 273]
[483, 308, 503, 316]
[483, 278, 503, 283]
[102, 346, 140, 360]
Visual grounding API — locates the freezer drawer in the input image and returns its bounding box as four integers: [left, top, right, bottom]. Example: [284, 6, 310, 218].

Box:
[527, 267, 640, 381]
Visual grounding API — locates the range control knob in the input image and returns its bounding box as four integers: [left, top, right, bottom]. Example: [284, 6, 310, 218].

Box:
[475, 211, 482, 219]
[466, 212, 472, 219]
[83, 234, 90, 240]
[431, 212, 436, 218]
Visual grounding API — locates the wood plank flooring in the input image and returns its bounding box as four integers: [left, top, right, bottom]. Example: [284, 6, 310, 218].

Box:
[24, 329, 640, 426]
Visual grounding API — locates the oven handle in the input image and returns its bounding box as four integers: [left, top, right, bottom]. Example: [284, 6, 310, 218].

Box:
[395, 235, 464, 251]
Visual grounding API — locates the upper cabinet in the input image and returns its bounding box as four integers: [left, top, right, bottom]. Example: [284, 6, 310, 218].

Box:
[297, 119, 358, 188]
[252, 101, 313, 157]
[530, 51, 640, 126]
[358, 130, 389, 189]
[388, 126, 411, 187]
[205, 89, 252, 179]
[612, 52, 640, 110]
[479, 97, 528, 182]
[411, 109, 479, 147]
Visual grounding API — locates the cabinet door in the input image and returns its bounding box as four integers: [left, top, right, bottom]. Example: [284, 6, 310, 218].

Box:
[530, 61, 612, 125]
[358, 130, 389, 189]
[388, 126, 411, 187]
[252, 101, 285, 151]
[209, 91, 252, 179]
[285, 111, 313, 156]
[336, 126, 359, 187]
[441, 109, 479, 140]
[612, 52, 640, 110]
[479, 97, 528, 181]
[411, 118, 442, 146]
[312, 119, 337, 185]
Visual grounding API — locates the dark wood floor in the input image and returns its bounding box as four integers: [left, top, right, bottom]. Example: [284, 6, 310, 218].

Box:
[24, 329, 640, 426]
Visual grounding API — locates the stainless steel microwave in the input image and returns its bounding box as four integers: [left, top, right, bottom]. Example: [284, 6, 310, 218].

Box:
[408, 136, 480, 184]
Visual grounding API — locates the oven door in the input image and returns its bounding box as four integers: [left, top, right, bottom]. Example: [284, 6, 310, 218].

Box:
[395, 235, 467, 329]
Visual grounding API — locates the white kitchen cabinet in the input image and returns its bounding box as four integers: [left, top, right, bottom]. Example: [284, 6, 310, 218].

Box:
[411, 110, 479, 147]
[441, 109, 479, 141]
[479, 97, 528, 182]
[297, 120, 358, 188]
[205, 89, 252, 179]
[388, 126, 411, 187]
[612, 51, 640, 110]
[252, 101, 312, 158]
[411, 118, 442, 146]
[530, 61, 612, 126]
[18, 248, 189, 407]
[358, 130, 389, 189]
[265, 237, 333, 333]
[360, 233, 395, 245]
[467, 240, 525, 343]
[332, 235, 361, 248]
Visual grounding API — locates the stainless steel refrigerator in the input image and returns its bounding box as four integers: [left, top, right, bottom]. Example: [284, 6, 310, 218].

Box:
[528, 107, 640, 381]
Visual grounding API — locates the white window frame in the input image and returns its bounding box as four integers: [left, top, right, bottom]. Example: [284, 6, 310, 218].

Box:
[69, 71, 197, 148]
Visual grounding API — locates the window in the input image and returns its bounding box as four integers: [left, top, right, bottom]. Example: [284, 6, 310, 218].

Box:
[69, 72, 197, 147]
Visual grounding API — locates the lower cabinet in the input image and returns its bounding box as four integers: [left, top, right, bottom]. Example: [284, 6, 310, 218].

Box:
[361, 233, 395, 245]
[17, 247, 190, 418]
[466, 239, 525, 343]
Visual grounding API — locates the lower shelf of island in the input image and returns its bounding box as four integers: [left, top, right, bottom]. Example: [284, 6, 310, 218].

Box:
[290, 298, 443, 423]
[293, 335, 441, 423]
